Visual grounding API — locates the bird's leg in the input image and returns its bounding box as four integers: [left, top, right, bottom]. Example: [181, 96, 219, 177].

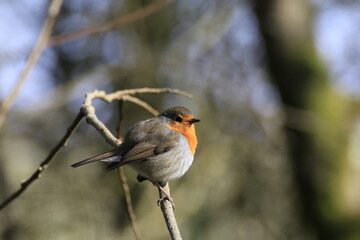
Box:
[152, 181, 175, 210]
[138, 177, 175, 209]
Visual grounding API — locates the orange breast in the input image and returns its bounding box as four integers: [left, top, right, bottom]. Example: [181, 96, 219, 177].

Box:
[167, 122, 198, 154]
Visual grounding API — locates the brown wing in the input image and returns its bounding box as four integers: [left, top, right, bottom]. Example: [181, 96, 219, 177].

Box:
[123, 142, 158, 162]
[105, 142, 174, 170]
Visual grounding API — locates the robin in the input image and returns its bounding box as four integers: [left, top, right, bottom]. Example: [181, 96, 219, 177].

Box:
[71, 106, 200, 209]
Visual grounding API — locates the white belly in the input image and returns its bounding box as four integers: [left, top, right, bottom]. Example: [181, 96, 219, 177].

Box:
[129, 135, 194, 183]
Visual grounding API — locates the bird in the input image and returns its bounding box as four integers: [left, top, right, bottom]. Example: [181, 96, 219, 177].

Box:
[71, 106, 200, 209]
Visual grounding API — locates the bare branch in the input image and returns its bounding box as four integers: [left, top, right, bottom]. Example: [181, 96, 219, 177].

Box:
[0, 110, 84, 211]
[117, 167, 143, 240]
[81, 93, 119, 147]
[158, 184, 182, 240]
[122, 95, 159, 116]
[0, 0, 63, 130]
[48, 0, 175, 46]
[117, 99, 124, 139]
[104, 87, 193, 101]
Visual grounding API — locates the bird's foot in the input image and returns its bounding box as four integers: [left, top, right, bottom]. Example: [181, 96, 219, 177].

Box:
[153, 182, 175, 210]
[157, 195, 175, 210]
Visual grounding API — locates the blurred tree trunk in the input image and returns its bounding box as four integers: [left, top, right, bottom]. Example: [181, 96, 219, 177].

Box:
[253, 0, 360, 239]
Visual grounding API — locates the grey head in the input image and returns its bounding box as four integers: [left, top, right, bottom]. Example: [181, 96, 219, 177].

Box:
[160, 106, 200, 124]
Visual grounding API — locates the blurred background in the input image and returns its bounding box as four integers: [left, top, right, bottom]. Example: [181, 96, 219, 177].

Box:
[1, 0, 360, 239]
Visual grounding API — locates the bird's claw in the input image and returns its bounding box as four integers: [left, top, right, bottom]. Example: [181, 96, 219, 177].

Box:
[157, 196, 175, 210]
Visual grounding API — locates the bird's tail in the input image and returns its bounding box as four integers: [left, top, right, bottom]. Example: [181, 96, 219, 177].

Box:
[71, 149, 122, 168]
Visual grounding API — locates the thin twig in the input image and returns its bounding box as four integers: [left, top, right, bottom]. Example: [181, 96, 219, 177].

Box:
[48, 0, 175, 46]
[0, 110, 84, 211]
[104, 87, 192, 101]
[122, 95, 159, 116]
[117, 99, 124, 139]
[117, 167, 143, 240]
[0, 0, 63, 130]
[116, 100, 143, 240]
[81, 94, 119, 147]
[158, 184, 182, 240]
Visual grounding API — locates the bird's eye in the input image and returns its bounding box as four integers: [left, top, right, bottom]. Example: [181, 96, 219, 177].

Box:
[175, 116, 183, 122]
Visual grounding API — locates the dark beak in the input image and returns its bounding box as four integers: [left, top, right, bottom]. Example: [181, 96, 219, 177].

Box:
[188, 118, 200, 124]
